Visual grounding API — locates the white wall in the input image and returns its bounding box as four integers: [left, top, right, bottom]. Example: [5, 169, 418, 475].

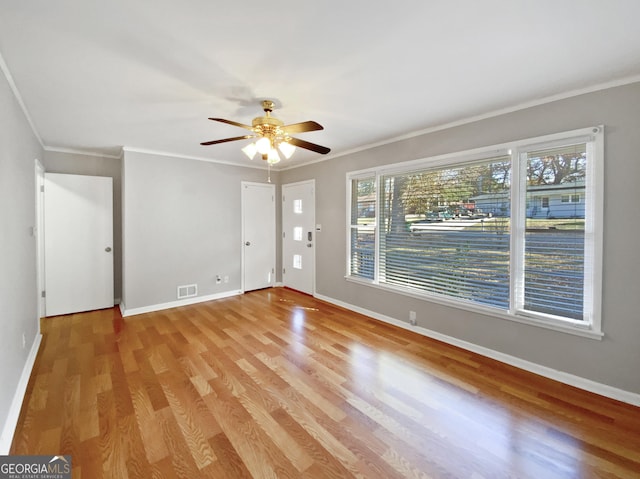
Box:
[281, 81, 640, 396]
[121, 149, 278, 312]
[0, 62, 43, 448]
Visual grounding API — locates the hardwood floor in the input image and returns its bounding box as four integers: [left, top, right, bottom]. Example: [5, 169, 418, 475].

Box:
[11, 288, 640, 478]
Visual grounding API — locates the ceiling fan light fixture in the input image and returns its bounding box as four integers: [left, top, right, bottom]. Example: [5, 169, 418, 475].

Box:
[256, 137, 271, 155]
[278, 141, 296, 159]
[241, 142, 258, 160]
[267, 148, 280, 164]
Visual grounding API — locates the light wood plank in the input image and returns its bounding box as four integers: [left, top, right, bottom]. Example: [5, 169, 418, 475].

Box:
[10, 288, 640, 478]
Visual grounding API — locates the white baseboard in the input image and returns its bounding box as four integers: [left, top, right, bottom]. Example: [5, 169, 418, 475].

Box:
[0, 333, 43, 454]
[314, 293, 640, 407]
[120, 290, 242, 317]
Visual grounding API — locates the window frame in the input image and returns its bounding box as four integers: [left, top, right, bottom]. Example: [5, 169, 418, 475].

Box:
[347, 174, 378, 281]
[346, 126, 604, 339]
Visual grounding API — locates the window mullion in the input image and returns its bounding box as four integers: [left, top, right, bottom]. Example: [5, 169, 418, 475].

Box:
[345, 177, 353, 277]
[510, 150, 526, 314]
[582, 128, 603, 328]
[373, 173, 381, 283]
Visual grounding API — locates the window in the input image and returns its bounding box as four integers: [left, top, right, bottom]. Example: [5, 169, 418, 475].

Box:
[561, 194, 580, 203]
[379, 156, 511, 309]
[349, 177, 376, 279]
[519, 143, 590, 321]
[346, 127, 603, 336]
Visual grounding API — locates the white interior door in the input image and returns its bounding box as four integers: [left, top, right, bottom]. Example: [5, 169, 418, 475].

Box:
[282, 180, 315, 295]
[44, 173, 114, 316]
[242, 182, 276, 291]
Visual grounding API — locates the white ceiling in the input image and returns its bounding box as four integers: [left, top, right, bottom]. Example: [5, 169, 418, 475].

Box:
[1, 0, 640, 168]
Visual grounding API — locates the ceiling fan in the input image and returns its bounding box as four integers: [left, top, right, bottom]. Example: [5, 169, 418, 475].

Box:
[200, 100, 330, 164]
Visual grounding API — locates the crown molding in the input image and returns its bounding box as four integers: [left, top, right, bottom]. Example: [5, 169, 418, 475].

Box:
[0, 50, 44, 149]
[44, 146, 122, 160]
[121, 146, 270, 170]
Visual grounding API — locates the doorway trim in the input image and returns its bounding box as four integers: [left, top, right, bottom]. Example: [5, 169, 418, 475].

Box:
[34, 159, 45, 325]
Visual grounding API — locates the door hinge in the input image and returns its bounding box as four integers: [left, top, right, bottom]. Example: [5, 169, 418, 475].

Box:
[283, 232, 286, 238]
[283, 268, 286, 275]
[40, 185, 44, 193]
[41, 290, 46, 298]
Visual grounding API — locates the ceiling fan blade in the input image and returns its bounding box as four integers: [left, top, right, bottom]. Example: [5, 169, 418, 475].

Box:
[287, 137, 331, 155]
[281, 121, 324, 134]
[208, 118, 254, 131]
[200, 135, 253, 146]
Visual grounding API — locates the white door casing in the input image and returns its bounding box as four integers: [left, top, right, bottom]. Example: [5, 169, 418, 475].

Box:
[44, 173, 114, 316]
[282, 180, 315, 295]
[242, 182, 276, 292]
[35, 160, 46, 321]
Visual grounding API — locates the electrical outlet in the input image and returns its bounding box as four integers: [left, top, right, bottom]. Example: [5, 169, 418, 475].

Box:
[22, 333, 26, 349]
[216, 275, 222, 284]
[409, 311, 417, 326]
[224, 276, 229, 283]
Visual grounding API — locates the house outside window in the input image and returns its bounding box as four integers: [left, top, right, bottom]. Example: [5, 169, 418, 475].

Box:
[346, 127, 603, 337]
[562, 194, 581, 203]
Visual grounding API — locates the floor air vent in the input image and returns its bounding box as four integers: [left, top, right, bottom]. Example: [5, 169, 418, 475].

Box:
[177, 284, 198, 299]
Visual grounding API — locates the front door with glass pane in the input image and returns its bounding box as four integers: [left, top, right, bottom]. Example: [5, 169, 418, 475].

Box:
[282, 180, 315, 295]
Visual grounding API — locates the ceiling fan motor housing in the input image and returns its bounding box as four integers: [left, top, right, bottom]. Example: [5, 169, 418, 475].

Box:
[252, 111, 287, 146]
[252, 116, 284, 129]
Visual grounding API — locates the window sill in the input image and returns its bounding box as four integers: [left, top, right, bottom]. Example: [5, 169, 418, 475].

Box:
[344, 276, 603, 340]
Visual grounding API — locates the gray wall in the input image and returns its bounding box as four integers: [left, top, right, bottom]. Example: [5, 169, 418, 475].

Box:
[0, 67, 43, 440]
[122, 150, 278, 310]
[281, 81, 640, 395]
[43, 151, 123, 301]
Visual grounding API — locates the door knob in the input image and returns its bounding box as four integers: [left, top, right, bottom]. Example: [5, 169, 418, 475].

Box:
[245, 241, 251, 246]
[105, 247, 112, 252]
[307, 243, 312, 248]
